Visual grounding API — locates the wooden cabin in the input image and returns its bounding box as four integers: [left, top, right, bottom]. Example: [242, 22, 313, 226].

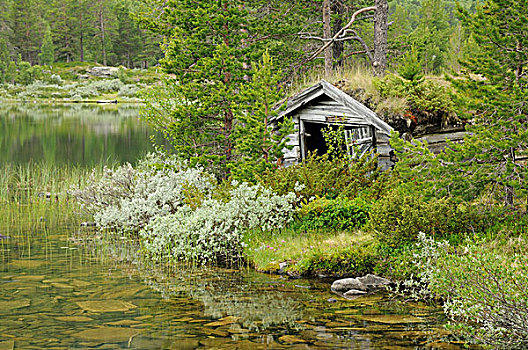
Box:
[271, 80, 395, 170]
[271, 80, 467, 170]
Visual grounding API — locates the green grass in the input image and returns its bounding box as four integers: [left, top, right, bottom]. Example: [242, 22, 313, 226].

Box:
[243, 227, 379, 277]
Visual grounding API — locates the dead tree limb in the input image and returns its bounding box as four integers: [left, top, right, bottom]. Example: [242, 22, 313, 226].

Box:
[306, 6, 376, 64]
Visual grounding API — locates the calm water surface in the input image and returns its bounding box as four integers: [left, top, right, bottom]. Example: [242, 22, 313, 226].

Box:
[0, 103, 160, 166]
[0, 104, 467, 349]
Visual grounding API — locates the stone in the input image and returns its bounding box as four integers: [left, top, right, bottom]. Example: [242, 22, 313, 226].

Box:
[0, 340, 14, 350]
[0, 299, 30, 311]
[331, 274, 391, 294]
[343, 289, 367, 297]
[278, 335, 307, 344]
[76, 300, 137, 313]
[74, 327, 140, 342]
[55, 316, 93, 322]
[357, 274, 391, 291]
[86, 66, 119, 78]
[354, 314, 423, 324]
[330, 278, 365, 293]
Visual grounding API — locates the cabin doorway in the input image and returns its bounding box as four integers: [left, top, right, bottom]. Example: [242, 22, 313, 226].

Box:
[300, 121, 374, 160]
[303, 122, 329, 157]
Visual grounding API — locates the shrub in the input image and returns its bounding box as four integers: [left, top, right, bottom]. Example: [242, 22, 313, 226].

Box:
[258, 151, 386, 201]
[294, 197, 370, 231]
[118, 84, 139, 97]
[412, 233, 528, 349]
[295, 239, 378, 277]
[367, 188, 497, 249]
[70, 152, 216, 233]
[141, 182, 297, 264]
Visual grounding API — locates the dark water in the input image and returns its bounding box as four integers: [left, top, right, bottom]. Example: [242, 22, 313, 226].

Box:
[0, 103, 161, 166]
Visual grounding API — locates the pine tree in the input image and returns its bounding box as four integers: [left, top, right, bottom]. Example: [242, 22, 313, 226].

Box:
[230, 51, 293, 181]
[393, 0, 528, 208]
[38, 23, 54, 65]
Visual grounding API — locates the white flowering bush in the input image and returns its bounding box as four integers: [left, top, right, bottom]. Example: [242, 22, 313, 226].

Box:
[71, 153, 297, 265]
[141, 181, 297, 264]
[408, 233, 528, 349]
[70, 152, 216, 232]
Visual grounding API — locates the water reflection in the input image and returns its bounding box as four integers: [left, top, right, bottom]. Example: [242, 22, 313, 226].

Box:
[0, 103, 161, 166]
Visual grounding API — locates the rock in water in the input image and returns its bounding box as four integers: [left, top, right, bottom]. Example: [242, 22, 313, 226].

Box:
[344, 289, 367, 297]
[331, 274, 391, 294]
[357, 274, 391, 291]
[331, 278, 366, 293]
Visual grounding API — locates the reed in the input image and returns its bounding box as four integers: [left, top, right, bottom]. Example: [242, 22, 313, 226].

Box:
[0, 162, 102, 244]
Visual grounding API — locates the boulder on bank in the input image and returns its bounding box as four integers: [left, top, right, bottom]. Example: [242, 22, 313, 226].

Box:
[331, 274, 391, 294]
[87, 66, 119, 78]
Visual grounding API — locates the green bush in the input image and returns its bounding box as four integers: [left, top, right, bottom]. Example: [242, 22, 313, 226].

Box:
[296, 240, 378, 277]
[412, 233, 528, 348]
[375, 73, 457, 125]
[258, 151, 388, 201]
[294, 197, 370, 231]
[367, 188, 498, 249]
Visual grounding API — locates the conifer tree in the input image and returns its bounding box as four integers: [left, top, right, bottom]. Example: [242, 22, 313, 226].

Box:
[392, 0, 528, 208]
[38, 23, 54, 65]
[230, 51, 293, 181]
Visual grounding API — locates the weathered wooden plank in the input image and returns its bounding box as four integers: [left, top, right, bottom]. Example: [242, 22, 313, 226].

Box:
[415, 131, 468, 144]
[376, 143, 393, 155]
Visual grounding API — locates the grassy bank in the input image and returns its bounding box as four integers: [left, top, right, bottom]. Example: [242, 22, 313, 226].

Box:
[0, 62, 162, 103]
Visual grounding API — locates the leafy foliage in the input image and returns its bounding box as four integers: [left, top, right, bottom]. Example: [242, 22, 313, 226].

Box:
[366, 188, 496, 248]
[412, 233, 528, 348]
[294, 197, 370, 232]
[257, 150, 385, 201]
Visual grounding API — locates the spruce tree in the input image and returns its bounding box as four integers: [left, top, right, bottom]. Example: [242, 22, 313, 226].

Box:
[393, 0, 528, 208]
[38, 23, 54, 65]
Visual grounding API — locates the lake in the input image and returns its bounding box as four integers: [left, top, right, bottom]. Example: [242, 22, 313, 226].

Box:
[0, 104, 468, 349]
[0, 103, 161, 166]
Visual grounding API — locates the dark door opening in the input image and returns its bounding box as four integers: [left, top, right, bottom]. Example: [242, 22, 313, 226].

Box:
[303, 122, 329, 157]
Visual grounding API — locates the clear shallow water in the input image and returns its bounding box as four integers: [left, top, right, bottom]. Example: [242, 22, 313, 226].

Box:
[0, 227, 466, 349]
[0, 103, 162, 166]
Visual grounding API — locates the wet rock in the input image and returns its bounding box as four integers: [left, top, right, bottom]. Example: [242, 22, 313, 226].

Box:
[74, 327, 140, 342]
[76, 300, 137, 313]
[343, 289, 367, 297]
[56, 316, 93, 322]
[0, 340, 14, 350]
[331, 274, 391, 294]
[331, 278, 365, 293]
[357, 274, 391, 291]
[278, 335, 307, 344]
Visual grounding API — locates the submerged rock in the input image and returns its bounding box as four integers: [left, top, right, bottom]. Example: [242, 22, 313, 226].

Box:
[343, 289, 367, 297]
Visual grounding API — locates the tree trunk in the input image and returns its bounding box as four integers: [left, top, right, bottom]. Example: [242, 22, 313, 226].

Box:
[373, 0, 388, 76]
[331, 0, 344, 69]
[323, 0, 332, 77]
